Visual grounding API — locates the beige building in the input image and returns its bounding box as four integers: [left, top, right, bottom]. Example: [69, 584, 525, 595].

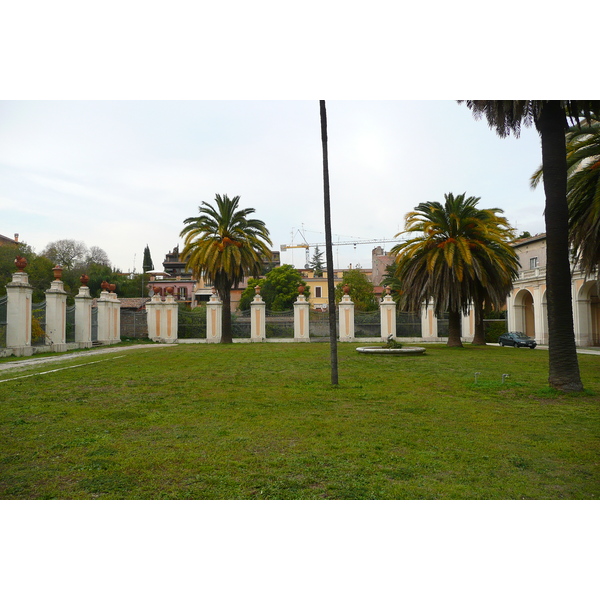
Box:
[507, 234, 599, 346]
[298, 266, 374, 310]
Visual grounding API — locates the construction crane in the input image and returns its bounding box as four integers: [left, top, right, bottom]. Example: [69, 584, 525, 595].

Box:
[280, 237, 399, 267]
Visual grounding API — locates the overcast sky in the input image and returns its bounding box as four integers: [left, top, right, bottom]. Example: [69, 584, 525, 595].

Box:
[0, 100, 548, 273]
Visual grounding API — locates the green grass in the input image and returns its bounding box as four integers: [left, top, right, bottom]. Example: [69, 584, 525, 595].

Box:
[1, 343, 599, 499]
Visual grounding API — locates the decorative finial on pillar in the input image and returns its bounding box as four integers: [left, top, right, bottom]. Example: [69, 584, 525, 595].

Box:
[14, 256, 27, 272]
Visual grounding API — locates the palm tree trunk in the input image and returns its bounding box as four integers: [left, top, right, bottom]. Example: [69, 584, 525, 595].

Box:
[320, 100, 339, 385]
[220, 285, 233, 343]
[447, 309, 463, 347]
[471, 298, 486, 345]
[537, 101, 583, 391]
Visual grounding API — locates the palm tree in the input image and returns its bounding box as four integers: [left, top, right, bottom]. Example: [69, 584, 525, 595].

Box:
[180, 194, 272, 343]
[320, 100, 339, 385]
[459, 101, 600, 391]
[531, 118, 600, 277]
[391, 193, 514, 347]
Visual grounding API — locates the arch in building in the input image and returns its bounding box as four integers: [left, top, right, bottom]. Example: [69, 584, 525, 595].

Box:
[576, 280, 600, 347]
[513, 288, 536, 337]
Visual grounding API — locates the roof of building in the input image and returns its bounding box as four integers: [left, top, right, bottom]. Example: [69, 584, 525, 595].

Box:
[510, 233, 546, 248]
[0, 233, 18, 245]
[91, 297, 150, 309]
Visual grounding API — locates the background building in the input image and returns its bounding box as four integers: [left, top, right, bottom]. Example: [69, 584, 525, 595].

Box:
[507, 234, 599, 346]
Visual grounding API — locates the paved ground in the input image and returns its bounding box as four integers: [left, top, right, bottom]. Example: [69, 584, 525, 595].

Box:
[0, 344, 175, 374]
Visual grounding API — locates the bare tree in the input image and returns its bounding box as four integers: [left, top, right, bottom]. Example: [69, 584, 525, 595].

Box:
[86, 246, 111, 267]
[43, 239, 88, 269]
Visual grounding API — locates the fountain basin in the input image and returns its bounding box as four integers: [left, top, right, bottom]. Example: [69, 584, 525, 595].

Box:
[356, 346, 426, 355]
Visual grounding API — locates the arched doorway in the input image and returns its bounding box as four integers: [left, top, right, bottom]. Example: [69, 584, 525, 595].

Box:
[513, 289, 535, 338]
[577, 281, 600, 347]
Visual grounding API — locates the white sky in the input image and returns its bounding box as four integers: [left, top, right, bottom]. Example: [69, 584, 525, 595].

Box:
[3, 2, 594, 277]
[1, 99, 549, 272]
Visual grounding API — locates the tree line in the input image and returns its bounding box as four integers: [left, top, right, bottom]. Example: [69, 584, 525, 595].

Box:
[0, 239, 149, 302]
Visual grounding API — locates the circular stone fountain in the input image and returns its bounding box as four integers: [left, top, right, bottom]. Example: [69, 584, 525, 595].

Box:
[356, 346, 426, 355]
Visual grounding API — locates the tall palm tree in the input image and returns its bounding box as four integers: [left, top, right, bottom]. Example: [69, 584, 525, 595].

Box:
[180, 194, 272, 343]
[320, 100, 338, 385]
[459, 101, 600, 391]
[391, 193, 514, 347]
[531, 118, 600, 277]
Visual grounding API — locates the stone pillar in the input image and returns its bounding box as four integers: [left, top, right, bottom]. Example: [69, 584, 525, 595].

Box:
[379, 286, 396, 341]
[250, 286, 266, 342]
[146, 294, 163, 341]
[462, 304, 475, 343]
[206, 288, 222, 343]
[109, 288, 121, 344]
[421, 303, 437, 341]
[294, 286, 310, 342]
[338, 286, 354, 342]
[74, 280, 93, 348]
[6, 258, 34, 356]
[45, 266, 68, 352]
[162, 292, 178, 343]
[96, 289, 113, 344]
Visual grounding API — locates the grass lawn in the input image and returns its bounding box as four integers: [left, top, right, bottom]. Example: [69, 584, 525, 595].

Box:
[1, 342, 599, 499]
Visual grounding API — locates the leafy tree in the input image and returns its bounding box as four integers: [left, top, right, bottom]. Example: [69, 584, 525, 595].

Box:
[180, 194, 272, 343]
[309, 246, 325, 277]
[237, 277, 266, 312]
[391, 193, 516, 347]
[142, 245, 154, 272]
[531, 117, 600, 277]
[459, 100, 600, 391]
[238, 265, 309, 311]
[334, 269, 378, 311]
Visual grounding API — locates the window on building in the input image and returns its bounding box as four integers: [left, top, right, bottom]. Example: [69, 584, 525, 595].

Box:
[315, 286, 322, 298]
[179, 288, 187, 300]
[529, 257, 538, 269]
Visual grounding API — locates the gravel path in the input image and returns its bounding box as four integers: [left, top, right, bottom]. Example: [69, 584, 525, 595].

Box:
[0, 344, 175, 373]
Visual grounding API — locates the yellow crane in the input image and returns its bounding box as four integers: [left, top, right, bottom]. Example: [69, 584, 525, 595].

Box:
[280, 238, 398, 267]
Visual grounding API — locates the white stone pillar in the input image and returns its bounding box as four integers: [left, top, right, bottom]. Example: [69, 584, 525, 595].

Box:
[206, 288, 222, 343]
[74, 283, 93, 348]
[250, 286, 266, 342]
[96, 290, 113, 344]
[109, 290, 121, 344]
[294, 288, 310, 342]
[45, 268, 68, 352]
[506, 291, 516, 332]
[162, 293, 178, 343]
[462, 304, 475, 342]
[146, 294, 163, 341]
[338, 288, 354, 342]
[540, 296, 549, 345]
[422, 303, 437, 341]
[379, 287, 397, 341]
[6, 263, 34, 356]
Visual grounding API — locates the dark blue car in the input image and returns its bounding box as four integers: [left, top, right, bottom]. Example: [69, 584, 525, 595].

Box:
[498, 332, 537, 349]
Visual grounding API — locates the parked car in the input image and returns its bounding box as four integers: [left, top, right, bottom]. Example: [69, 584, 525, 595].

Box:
[498, 332, 537, 349]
